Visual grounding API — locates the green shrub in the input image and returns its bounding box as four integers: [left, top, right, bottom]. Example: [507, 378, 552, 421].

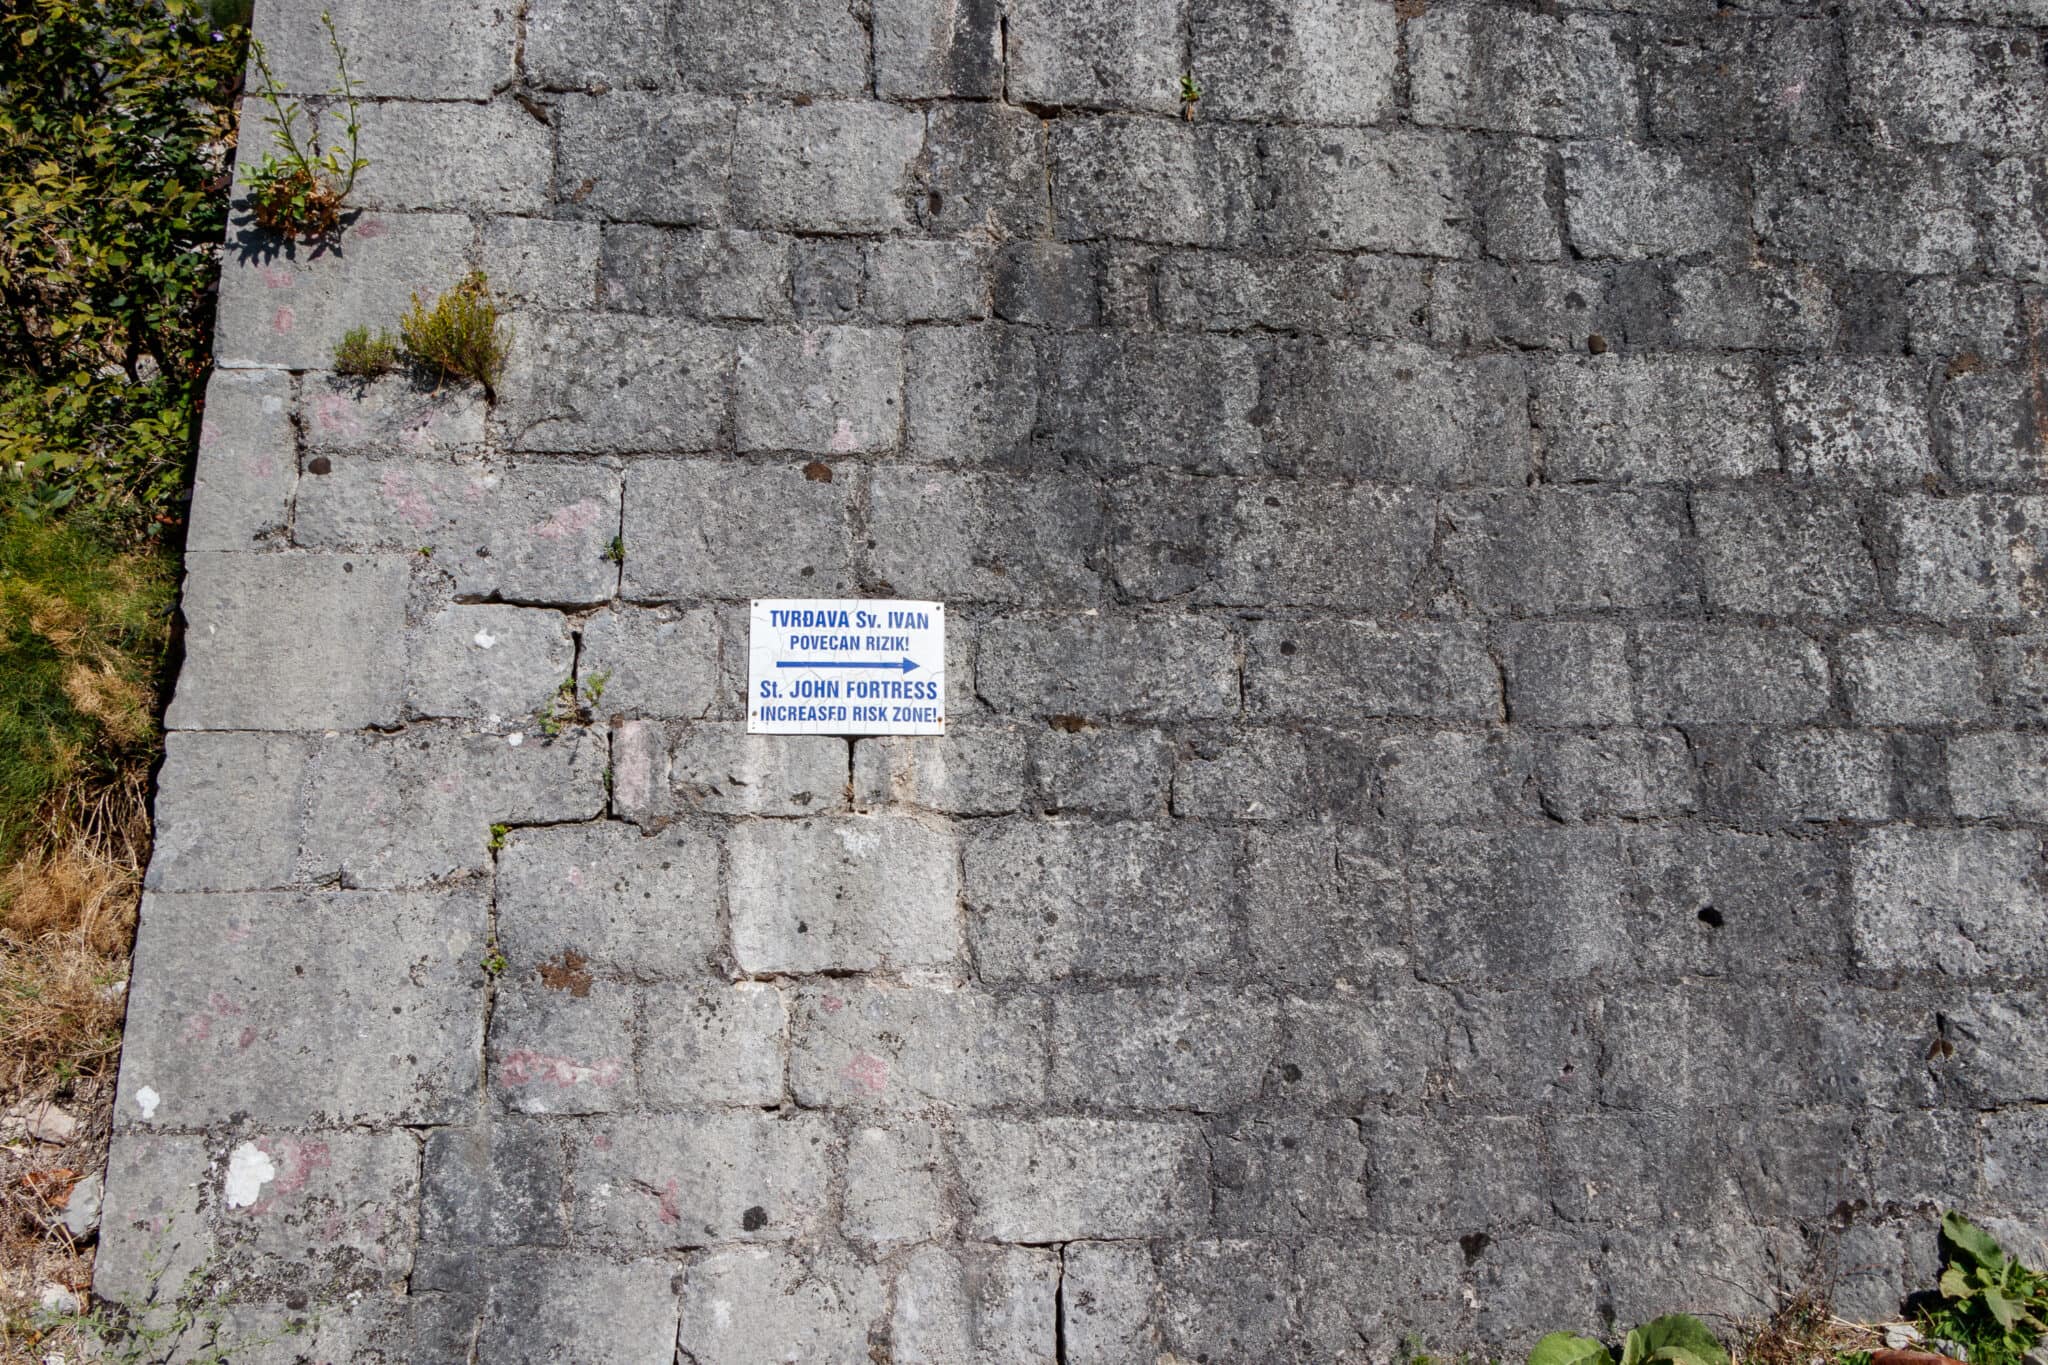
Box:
[243, 10, 365, 241]
[1529, 1314, 1730, 1365]
[333, 325, 400, 378]
[1922, 1212, 2047, 1365]
[0, 0, 247, 528]
[400, 271, 510, 396]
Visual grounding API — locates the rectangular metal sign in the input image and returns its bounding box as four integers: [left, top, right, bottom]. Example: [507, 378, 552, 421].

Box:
[747, 599, 946, 736]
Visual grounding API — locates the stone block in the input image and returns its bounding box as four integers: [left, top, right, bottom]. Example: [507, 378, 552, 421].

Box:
[115, 889, 486, 1127]
[1848, 23, 2047, 150]
[1994, 634, 2048, 715]
[965, 821, 1241, 982]
[1245, 620, 1500, 723]
[1502, 622, 1633, 726]
[845, 1123, 948, 1246]
[166, 552, 408, 732]
[622, 458, 855, 600]
[875, 0, 1002, 98]
[991, 242, 1100, 328]
[187, 369, 293, 552]
[957, 1118, 1208, 1241]
[524, 0, 671, 89]
[1410, 6, 1636, 137]
[639, 982, 789, 1106]
[1697, 729, 1892, 824]
[1261, 127, 1476, 256]
[475, 1251, 680, 1365]
[1443, 490, 1693, 613]
[1376, 729, 1538, 824]
[1940, 368, 2047, 486]
[1243, 826, 1408, 986]
[1363, 1116, 1549, 1231]
[1217, 484, 1435, 610]
[1264, 341, 1531, 484]
[1482, 138, 1563, 260]
[1634, 625, 1832, 724]
[145, 732, 311, 892]
[1268, 984, 1444, 1108]
[418, 1120, 568, 1283]
[214, 1131, 420, 1291]
[1439, 990, 1599, 1115]
[1172, 729, 1313, 821]
[1628, 828, 1847, 980]
[214, 213, 472, 370]
[1984, 1109, 2048, 1213]
[1061, 1242, 1163, 1363]
[1887, 494, 2048, 620]
[251, 0, 513, 98]
[482, 218, 600, 311]
[1564, 142, 1747, 259]
[573, 1113, 831, 1247]
[351, 101, 552, 214]
[489, 978, 636, 1114]
[1051, 987, 1278, 1110]
[903, 324, 1039, 463]
[300, 726, 603, 886]
[503, 312, 730, 453]
[1950, 731, 2048, 820]
[867, 239, 990, 323]
[1303, 1237, 1476, 1365]
[854, 728, 1030, 816]
[671, 0, 867, 95]
[1982, 155, 2048, 282]
[735, 325, 903, 454]
[1105, 474, 1236, 602]
[1030, 726, 1174, 817]
[1852, 827, 2048, 977]
[302, 373, 487, 456]
[576, 606, 722, 721]
[1155, 251, 1427, 336]
[892, 1245, 1060, 1365]
[1049, 118, 1259, 247]
[1411, 827, 1631, 984]
[1429, 261, 1614, 351]
[496, 822, 721, 979]
[1776, 360, 1937, 484]
[1666, 263, 1840, 352]
[977, 614, 1239, 721]
[407, 603, 574, 722]
[1842, 630, 1987, 724]
[556, 94, 733, 225]
[1908, 277, 2026, 365]
[600, 226, 792, 320]
[656, 723, 848, 818]
[1537, 729, 1696, 822]
[1642, 16, 1840, 144]
[1695, 491, 1880, 616]
[1005, 0, 1182, 113]
[94, 1134, 211, 1305]
[728, 816, 960, 974]
[919, 103, 1049, 239]
[1038, 333, 1262, 472]
[679, 1248, 887, 1365]
[1189, 0, 1397, 124]
[1754, 148, 1977, 275]
[790, 983, 1043, 1109]
[1534, 356, 1776, 484]
[732, 102, 925, 233]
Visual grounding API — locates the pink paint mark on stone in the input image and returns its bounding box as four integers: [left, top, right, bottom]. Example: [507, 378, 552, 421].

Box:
[237, 1025, 259, 1051]
[846, 1053, 889, 1094]
[650, 1179, 681, 1225]
[261, 266, 295, 290]
[532, 499, 603, 541]
[566, 866, 585, 888]
[499, 1050, 625, 1090]
[354, 217, 387, 240]
[821, 995, 845, 1013]
[801, 329, 821, 357]
[312, 392, 360, 435]
[1780, 80, 1805, 108]
[829, 418, 860, 453]
[592, 1133, 613, 1152]
[613, 721, 659, 812]
[380, 469, 438, 531]
[252, 455, 276, 478]
[199, 418, 221, 449]
[272, 306, 295, 334]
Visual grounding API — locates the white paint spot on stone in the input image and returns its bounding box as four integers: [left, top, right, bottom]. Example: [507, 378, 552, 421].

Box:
[507, 732, 524, 747]
[473, 629, 498, 649]
[224, 1142, 276, 1209]
[134, 1086, 160, 1119]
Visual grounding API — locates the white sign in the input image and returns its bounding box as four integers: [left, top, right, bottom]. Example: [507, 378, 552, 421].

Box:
[747, 599, 946, 736]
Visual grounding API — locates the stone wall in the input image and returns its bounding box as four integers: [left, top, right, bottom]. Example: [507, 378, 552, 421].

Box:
[100, 0, 2048, 1360]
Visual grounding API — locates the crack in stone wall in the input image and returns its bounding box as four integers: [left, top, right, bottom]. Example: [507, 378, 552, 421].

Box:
[98, 0, 2048, 1360]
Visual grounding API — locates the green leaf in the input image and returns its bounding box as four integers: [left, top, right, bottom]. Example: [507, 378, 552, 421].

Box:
[1982, 1285, 2018, 1330]
[1530, 1334, 1614, 1365]
[1943, 1212, 2008, 1273]
[1941, 1264, 1974, 1300]
[1629, 1316, 1728, 1365]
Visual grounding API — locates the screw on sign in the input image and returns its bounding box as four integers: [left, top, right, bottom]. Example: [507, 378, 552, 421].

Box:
[747, 599, 946, 737]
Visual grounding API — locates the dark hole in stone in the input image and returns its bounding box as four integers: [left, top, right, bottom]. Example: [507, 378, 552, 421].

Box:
[1460, 1231, 1491, 1263]
[307, 456, 332, 475]
[796, 920, 809, 934]
[742, 1205, 768, 1231]
[1697, 906, 1724, 928]
[803, 460, 834, 483]
[1280, 1062, 1302, 1083]
[927, 190, 944, 215]
[1279, 640, 1296, 655]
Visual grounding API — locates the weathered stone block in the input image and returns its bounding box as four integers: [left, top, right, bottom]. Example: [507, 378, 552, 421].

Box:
[735, 325, 903, 454]
[1666, 263, 1839, 352]
[556, 94, 733, 225]
[1852, 827, 2048, 977]
[115, 889, 486, 1127]
[1887, 494, 2048, 620]
[1482, 138, 1563, 260]
[1030, 726, 1174, 817]
[490, 978, 636, 1114]
[214, 213, 472, 370]
[1052, 987, 1278, 1110]
[599, 226, 791, 319]
[869, 468, 1102, 605]
[351, 101, 551, 214]
[215, 1131, 421, 1291]
[482, 218, 600, 311]
[1565, 142, 1746, 259]
[496, 822, 721, 978]
[655, 723, 847, 818]
[1363, 1115, 1549, 1231]
[728, 816, 960, 974]
[1172, 729, 1313, 821]
[1038, 333, 1262, 472]
[846, 1123, 948, 1246]
[733, 102, 925, 233]
[1271, 985, 1446, 1107]
[1243, 826, 1407, 985]
[1218, 484, 1435, 610]
[187, 369, 293, 552]
[622, 458, 855, 600]
[892, 1245, 1060, 1365]
[679, 1248, 886, 1365]
[965, 821, 1241, 982]
[301, 374, 486, 456]
[1994, 634, 2048, 715]
[957, 1118, 1208, 1241]
[790, 984, 1044, 1108]
[903, 324, 1040, 463]
[1443, 490, 1694, 613]
[1439, 990, 1599, 1115]
[1264, 341, 1532, 484]
[1538, 730, 1696, 822]
[503, 313, 730, 453]
[1261, 128, 1476, 256]
[1634, 625, 1832, 724]
[1534, 357, 1775, 484]
[867, 239, 990, 323]
[671, 0, 866, 95]
[1156, 251, 1427, 336]
[1950, 731, 2048, 820]
[419, 1120, 567, 1280]
[639, 982, 788, 1107]
[523, 0, 671, 89]
[407, 603, 574, 722]
[1628, 828, 1847, 980]
[875, 0, 1001, 98]
[1695, 491, 1880, 616]
[977, 615, 1239, 721]
[1429, 261, 1613, 351]
[1061, 1242, 1163, 1363]
[252, 0, 513, 97]
[1412, 827, 1631, 984]
[991, 241, 1100, 328]
[855, 728, 1030, 816]
[1410, 6, 1636, 137]
[1754, 149, 1977, 275]
[573, 1113, 830, 1247]
[167, 553, 407, 732]
[1005, 0, 1181, 113]
[476, 1251, 680, 1365]
[146, 732, 311, 892]
[1050, 118, 1259, 247]
[1940, 368, 2047, 486]
[1776, 360, 1937, 484]
[1848, 23, 2047, 150]
[1245, 620, 1500, 722]
[920, 103, 1050, 239]
[576, 606, 721, 721]
[1377, 729, 1538, 824]
[1502, 622, 1633, 726]
[1843, 629, 1987, 724]
[1642, 16, 1840, 144]
[1189, 0, 1396, 124]
[1697, 729, 1892, 824]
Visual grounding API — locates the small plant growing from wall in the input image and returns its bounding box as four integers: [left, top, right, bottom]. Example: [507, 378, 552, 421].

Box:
[400, 271, 510, 398]
[244, 11, 365, 240]
[331, 325, 398, 378]
[1178, 71, 1202, 120]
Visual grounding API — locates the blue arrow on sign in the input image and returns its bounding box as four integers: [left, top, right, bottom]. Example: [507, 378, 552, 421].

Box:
[777, 657, 919, 673]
